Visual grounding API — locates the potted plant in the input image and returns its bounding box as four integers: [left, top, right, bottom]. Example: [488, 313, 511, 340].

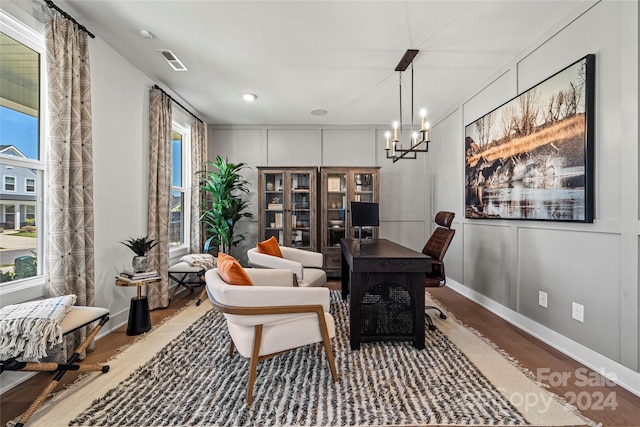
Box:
[198, 156, 254, 256]
[121, 236, 158, 272]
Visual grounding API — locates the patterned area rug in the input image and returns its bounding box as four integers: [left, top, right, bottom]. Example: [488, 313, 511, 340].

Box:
[21, 291, 592, 426]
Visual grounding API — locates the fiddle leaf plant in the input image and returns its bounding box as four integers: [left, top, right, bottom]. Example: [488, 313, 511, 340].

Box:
[198, 156, 254, 256]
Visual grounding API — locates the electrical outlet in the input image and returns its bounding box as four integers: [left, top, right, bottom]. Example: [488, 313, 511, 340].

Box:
[538, 291, 548, 308]
[572, 302, 584, 322]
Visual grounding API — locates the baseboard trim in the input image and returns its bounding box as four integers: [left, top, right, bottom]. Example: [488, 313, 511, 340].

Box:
[446, 278, 640, 397]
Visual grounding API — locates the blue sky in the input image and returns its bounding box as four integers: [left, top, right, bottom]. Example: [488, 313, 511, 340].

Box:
[0, 106, 39, 160]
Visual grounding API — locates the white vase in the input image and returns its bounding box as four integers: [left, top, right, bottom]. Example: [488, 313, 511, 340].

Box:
[132, 256, 149, 273]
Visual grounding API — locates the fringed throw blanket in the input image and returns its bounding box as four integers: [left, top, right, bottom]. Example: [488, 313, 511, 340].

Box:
[179, 254, 216, 271]
[0, 295, 77, 362]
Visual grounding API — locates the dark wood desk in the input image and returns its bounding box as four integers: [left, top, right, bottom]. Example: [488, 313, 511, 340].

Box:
[340, 238, 431, 350]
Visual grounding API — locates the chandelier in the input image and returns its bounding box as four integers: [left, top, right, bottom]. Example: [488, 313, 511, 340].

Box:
[385, 49, 430, 163]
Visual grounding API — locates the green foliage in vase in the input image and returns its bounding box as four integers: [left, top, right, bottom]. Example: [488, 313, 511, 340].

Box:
[198, 156, 254, 256]
[121, 236, 159, 256]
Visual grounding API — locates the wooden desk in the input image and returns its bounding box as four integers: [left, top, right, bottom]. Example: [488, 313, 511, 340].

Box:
[116, 276, 161, 335]
[340, 238, 431, 350]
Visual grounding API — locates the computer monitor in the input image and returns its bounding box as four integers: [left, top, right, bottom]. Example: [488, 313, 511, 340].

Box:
[351, 201, 379, 240]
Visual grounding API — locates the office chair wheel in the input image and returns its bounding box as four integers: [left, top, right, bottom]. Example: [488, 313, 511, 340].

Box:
[439, 313, 447, 320]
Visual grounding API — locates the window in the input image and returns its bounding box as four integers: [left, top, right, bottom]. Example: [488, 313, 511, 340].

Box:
[0, 13, 45, 286]
[25, 177, 35, 192]
[3, 176, 16, 191]
[25, 205, 35, 221]
[169, 121, 191, 251]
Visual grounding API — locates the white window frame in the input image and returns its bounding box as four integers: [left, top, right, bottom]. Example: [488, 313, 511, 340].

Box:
[168, 113, 192, 259]
[0, 11, 47, 303]
[25, 177, 35, 193]
[3, 175, 16, 192]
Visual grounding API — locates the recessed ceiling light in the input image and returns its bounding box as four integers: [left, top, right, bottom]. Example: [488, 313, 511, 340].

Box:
[140, 30, 153, 39]
[242, 93, 257, 102]
[310, 108, 328, 116]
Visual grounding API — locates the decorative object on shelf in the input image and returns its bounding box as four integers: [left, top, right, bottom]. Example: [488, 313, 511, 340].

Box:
[465, 54, 595, 223]
[384, 49, 431, 163]
[198, 156, 254, 256]
[327, 176, 341, 192]
[268, 196, 283, 210]
[121, 236, 158, 273]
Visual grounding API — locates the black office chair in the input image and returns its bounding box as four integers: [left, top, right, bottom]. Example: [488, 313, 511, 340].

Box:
[422, 211, 456, 330]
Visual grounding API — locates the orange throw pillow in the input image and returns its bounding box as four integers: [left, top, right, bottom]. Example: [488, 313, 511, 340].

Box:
[217, 252, 253, 286]
[256, 236, 282, 258]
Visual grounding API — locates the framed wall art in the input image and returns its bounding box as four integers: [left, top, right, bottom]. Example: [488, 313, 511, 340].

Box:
[465, 54, 595, 222]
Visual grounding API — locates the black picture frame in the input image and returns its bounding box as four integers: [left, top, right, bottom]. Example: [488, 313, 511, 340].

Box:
[465, 54, 595, 223]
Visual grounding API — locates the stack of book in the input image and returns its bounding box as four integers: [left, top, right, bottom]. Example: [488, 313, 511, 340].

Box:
[119, 270, 160, 281]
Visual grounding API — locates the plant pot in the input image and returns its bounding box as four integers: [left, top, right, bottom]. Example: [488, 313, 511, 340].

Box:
[132, 256, 149, 273]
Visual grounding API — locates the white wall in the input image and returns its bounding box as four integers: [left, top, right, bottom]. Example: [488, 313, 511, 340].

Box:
[90, 37, 157, 329]
[429, 0, 639, 393]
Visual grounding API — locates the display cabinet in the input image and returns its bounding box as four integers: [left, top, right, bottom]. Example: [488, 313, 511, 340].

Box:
[257, 167, 318, 251]
[320, 167, 380, 276]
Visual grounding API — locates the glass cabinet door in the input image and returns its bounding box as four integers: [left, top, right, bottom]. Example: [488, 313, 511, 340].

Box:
[290, 172, 313, 248]
[264, 172, 285, 245]
[351, 171, 376, 239]
[326, 172, 347, 248]
[258, 167, 318, 251]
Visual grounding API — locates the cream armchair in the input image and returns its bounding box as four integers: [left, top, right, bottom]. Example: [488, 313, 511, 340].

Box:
[246, 246, 327, 287]
[205, 267, 338, 404]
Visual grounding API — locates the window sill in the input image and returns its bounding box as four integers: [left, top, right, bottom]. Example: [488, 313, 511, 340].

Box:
[0, 276, 46, 307]
[169, 244, 190, 263]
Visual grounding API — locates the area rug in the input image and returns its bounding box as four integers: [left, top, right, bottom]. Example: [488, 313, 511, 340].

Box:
[21, 292, 592, 426]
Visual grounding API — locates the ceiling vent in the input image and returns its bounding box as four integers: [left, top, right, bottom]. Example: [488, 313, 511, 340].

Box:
[157, 49, 188, 71]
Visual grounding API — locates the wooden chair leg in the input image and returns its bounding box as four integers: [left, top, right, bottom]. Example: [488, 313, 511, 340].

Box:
[195, 288, 207, 306]
[246, 325, 263, 405]
[316, 311, 338, 381]
[228, 339, 235, 357]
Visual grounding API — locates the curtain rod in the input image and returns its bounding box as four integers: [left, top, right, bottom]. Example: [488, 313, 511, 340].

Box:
[44, 0, 95, 38]
[152, 85, 204, 124]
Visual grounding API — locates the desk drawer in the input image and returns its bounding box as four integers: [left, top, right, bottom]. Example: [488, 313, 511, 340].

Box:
[324, 253, 342, 269]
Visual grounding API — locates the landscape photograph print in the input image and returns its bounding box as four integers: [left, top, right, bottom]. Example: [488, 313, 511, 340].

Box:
[465, 54, 594, 222]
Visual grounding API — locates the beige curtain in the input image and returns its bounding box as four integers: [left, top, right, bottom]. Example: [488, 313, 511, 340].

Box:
[147, 88, 172, 309]
[44, 12, 95, 357]
[190, 118, 207, 253]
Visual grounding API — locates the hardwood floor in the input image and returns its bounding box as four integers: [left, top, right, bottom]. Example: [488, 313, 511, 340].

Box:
[427, 285, 640, 427]
[2, 282, 639, 426]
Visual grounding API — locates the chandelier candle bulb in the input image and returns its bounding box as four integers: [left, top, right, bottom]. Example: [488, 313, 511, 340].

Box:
[412, 132, 418, 148]
[420, 109, 427, 131]
[393, 121, 399, 141]
[425, 122, 430, 141]
[385, 131, 391, 150]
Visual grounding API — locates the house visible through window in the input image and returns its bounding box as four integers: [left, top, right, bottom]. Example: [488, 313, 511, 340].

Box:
[170, 123, 190, 250]
[0, 17, 45, 284]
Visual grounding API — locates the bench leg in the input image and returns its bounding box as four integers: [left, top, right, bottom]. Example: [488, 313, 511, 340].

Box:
[14, 315, 109, 427]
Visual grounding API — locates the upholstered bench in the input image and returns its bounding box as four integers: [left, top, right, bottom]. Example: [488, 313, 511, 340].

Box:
[168, 254, 216, 305]
[1, 300, 110, 427]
